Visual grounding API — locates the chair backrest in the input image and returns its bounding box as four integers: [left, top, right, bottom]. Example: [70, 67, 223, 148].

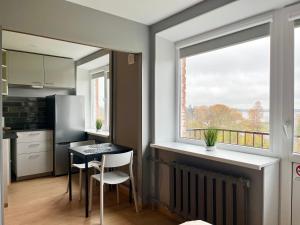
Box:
[102, 151, 133, 168]
[70, 140, 96, 148]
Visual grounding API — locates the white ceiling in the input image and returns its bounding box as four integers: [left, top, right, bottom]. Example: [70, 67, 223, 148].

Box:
[2, 31, 100, 60]
[65, 0, 204, 25]
[158, 0, 300, 42]
[78, 54, 109, 71]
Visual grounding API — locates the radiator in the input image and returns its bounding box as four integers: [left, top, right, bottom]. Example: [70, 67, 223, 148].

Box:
[169, 162, 250, 225]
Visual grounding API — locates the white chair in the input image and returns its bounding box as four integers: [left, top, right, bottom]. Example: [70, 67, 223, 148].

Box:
[89, 150, 138, 224]
[180, 221, 211, 225]
[66, 140, 100, 201]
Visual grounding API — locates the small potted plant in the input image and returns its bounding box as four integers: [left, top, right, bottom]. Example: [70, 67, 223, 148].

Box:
[96, 119, 102, 131]
[204, 128, 218, 151]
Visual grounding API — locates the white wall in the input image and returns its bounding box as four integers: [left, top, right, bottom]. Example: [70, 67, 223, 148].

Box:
[154, 35, 176, 142]
[0, 0, 150, 207]
[76, 68, 90, 129]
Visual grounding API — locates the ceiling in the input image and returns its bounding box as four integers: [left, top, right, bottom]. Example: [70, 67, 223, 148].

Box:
[65, 0, 204, 25]
[158, 0, 300, 42]
[78, 54, 109, 71]
[2, 31, 100, 60]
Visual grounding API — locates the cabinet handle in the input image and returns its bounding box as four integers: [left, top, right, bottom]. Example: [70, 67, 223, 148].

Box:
[45, 82, 54, 85]
[28, 154, 40, 160]
[28, 143, 40, 148]
[32, 82, 41, 84]
[28, 133, 40, 136]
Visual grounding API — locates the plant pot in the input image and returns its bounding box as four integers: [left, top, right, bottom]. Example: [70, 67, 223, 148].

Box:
[206, 145, 216, 151]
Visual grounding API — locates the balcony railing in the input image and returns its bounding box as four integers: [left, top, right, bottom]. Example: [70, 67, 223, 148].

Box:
[185, 128, 270, 149]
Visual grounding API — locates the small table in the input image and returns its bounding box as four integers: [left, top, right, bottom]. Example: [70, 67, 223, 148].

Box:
[68, 143, 132, 217]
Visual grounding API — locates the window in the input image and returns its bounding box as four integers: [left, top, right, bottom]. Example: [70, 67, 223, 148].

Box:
[294, 21, 300, 153]
[179, 25, 270, 149]
[91, 70, 110, 132]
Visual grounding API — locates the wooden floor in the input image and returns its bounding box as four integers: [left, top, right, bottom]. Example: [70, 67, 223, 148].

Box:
[4, 175, 177, 225]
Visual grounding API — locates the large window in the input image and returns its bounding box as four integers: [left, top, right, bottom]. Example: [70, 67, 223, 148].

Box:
[294, 22, 300, 153]
[179, 25, 270, 149]
[91, 70, 110, 131]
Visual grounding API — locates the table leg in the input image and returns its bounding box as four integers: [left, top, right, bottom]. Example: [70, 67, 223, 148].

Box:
[85, 160, 89, 217]
[68, 151, 72, 201]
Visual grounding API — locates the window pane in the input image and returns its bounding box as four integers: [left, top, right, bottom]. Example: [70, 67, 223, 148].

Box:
[180, 36, 270, 149]
[294, 26, 300, 153]
[91, 76, 109, 131]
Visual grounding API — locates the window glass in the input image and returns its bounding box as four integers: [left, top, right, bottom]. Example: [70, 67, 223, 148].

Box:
[294, 25, 300, 153]
[180, 36, 270, 149]
[91, 73, 109, 131]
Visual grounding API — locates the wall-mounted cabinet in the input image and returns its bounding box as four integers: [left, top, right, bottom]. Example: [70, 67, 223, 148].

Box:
[7, 51, 75, 89]
[2, 49, 8, 95]
[8, 51, 44, 86]
[44, 56, 75, 88]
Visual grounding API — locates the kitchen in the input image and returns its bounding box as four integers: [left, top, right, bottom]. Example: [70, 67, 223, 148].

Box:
[1, 29, 142, 220]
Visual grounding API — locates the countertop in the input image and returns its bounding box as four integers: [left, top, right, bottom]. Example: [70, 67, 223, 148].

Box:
[10, 128, 53, 133]
[3, 131, 18, 139]
[2, 128, 52, 139]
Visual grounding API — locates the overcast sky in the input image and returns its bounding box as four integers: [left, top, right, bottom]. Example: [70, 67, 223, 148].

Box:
[185, 36, 270, 110]
[185, 28, 300, 111]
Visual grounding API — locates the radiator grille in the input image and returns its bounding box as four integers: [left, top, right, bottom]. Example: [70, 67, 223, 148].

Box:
[170, 162, 249, 225]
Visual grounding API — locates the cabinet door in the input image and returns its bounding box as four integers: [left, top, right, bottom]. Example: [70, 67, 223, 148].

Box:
[16, 151, 53, 177]
[16, 131, 52, 143]
[8, 51, 44, 86]
[44, 56, 75, 88]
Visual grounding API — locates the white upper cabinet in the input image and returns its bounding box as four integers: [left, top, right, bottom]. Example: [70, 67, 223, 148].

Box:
[7, 51, 75, 89]
[44, 56, 75, 89]
[8, 51, 44, 86]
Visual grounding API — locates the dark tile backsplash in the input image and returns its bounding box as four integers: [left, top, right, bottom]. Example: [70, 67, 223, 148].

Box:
[3, 96, 48, 130]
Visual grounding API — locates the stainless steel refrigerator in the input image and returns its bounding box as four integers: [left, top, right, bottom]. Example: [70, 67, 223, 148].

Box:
[46, 95, 85, 176]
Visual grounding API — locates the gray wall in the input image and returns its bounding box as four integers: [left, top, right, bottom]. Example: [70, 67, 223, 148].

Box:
[0, 0, 149, 205]
[112, 52, 141, 151]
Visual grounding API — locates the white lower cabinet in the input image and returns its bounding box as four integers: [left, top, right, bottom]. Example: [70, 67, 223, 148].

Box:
[16, 151, 53, 177]
[13, 130, 53, 180]
[2, 138, 10, 207]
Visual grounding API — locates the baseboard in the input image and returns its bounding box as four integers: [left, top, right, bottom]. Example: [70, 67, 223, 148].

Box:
[15, 172, 52, 181]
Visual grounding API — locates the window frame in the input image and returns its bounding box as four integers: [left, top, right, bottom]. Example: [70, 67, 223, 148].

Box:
[290, 15, 300, 162]
[175, 15, 279, 156]
[90, 67, 110, 132]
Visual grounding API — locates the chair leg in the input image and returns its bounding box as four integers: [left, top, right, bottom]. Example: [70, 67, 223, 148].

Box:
[79, 169, 82, 201]
[66, 173, 69, 193]
[100, 183, 104, 225]
[89, 176, 93, 211]
[130, 176, 139, 213]
[116, 184, 119, 205]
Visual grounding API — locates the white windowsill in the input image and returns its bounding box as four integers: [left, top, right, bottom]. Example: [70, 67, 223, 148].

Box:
[85, 129, 110, 138]
[150, 142, 279, 170]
